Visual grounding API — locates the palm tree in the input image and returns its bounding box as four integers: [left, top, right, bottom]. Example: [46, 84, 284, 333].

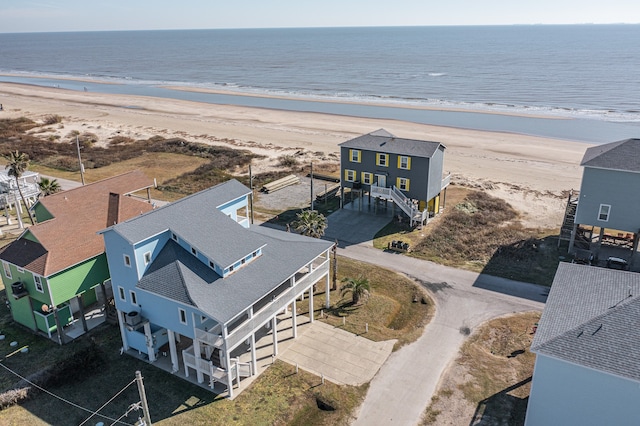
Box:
[292, 209, 327, 238]
[5, 150, 35, 225]
[38, 177, 62, 196]
[340, 276, 371, 305]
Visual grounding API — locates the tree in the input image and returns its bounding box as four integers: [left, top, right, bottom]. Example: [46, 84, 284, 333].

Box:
[340, 276, 371, 305]
[292, 209, 327, 238]
[38, 177, 62, 196]
[5, 150, 35, 225]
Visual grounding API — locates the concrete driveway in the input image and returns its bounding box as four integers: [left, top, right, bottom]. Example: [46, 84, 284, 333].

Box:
[324, 199, 394, 246]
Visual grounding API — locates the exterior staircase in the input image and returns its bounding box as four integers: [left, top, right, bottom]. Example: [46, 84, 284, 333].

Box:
[370, 185, 426, 227]
[558, 190, 579, 248]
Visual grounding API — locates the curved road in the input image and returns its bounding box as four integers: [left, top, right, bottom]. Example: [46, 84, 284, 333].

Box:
[339, 244, 547, 426]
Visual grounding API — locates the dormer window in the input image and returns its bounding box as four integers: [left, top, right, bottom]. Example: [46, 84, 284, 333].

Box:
[143, 251, 152, 265]
[209, 260, 215, 269]
[172, 233, 177, 241]
[191, 247, 197, 256]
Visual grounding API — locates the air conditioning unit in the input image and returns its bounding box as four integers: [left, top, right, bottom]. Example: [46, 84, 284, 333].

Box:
[125, 311, 142, 326]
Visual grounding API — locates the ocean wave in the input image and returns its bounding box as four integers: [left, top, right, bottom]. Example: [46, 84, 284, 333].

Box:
[2, 70, 639, 124]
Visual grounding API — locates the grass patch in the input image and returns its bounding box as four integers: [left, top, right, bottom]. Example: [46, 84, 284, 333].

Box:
[297, 256, 434, 350]
[0, 294, 366, 425]
[421, 311, 540, 425]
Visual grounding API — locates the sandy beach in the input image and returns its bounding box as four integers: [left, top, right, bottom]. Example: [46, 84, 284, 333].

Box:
[0, 82, 590, 228]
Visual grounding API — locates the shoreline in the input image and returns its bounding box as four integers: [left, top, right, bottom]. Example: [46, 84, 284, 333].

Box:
[2, 75, 639, 144]
[0, 81, 592, 228]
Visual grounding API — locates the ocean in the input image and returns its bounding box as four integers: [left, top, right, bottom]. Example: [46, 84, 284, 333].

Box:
[1, 25, 639, 142]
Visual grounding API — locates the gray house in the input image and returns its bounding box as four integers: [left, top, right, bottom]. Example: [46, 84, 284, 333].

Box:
[339, 129, 450, 226]
[525, 262, 640, 426]
[568, 138, 640, 261]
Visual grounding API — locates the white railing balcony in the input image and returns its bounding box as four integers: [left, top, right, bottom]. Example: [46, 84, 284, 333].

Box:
[370, 185, 392, 199]
[195, 328, 224, 348]
[441, 173, 451, 190]
[225, 258, 329, 350]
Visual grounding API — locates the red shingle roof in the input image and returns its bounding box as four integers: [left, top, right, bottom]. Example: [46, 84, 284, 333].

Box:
[0, 171, 154, 276]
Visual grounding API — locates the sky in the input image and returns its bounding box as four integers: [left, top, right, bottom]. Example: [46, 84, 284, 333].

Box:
[1, 0, 639, 33]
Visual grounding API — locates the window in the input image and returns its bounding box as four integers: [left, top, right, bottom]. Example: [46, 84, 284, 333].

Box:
[118, 286, 126, 301]
[191, 247, 197, 256]
[2, 261, 11, 279]
[209, 260, 215, 269]
[179, 308, 187, 325]
[34, 275, 44, 293]
[398, 155, 411, 170]
[16, 267, 24, 273]
[598, 204, 611, 221]
[349, 149, 361, 163]
[397, 177, 410, 191]
[362, 172, 373, 185]
[241, 258, 246, 265]
[344, 169, 356, 182]
[130, 290, 137, 305]
[376, 153, 389, 167]
[143, 251, 152, 265]
[171, 233, 177, 241]
[124, 254, 131, 267]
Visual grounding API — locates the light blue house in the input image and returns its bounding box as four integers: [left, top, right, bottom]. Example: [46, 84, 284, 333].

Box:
[568, 138, 640, 261]
[100, 179, 332, 397]
[525, 262, 640, 426]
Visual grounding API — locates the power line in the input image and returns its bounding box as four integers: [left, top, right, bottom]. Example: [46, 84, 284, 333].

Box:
[109, 402, 143, 426]
[78, 378, 136, 426]
[0, 362, 133, 425]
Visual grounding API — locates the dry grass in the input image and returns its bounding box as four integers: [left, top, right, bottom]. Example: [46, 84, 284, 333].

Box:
[297, 256, 434, 350]
[375, 187, 561, 286]
[421, 311, 541, 426]
[0, 304, 366, 426]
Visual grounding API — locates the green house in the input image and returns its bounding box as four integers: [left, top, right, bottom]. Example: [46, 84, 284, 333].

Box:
[0, 171, 154, 344]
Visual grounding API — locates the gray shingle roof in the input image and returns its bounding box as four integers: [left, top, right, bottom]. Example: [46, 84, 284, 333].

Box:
[532, 262, 640, 382]
[339, 129, 444, 158]
[107, 179, 258, 268]
[581, 138, 640, 172]
[137, 228, 332, 324]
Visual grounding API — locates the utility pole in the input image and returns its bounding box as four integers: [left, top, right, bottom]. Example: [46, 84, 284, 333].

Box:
[135, 371, 152, 426]
[310, 161, 314, 211]
[332, 239, 338, 290]
[76, 135, 85, 185]
[249, 165, 254, 224]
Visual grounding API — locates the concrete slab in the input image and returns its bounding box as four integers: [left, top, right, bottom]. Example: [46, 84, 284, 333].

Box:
[324, 199, 393, 247]
[279, 319, 395, 386]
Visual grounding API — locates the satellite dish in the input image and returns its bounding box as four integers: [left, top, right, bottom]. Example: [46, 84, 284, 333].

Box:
[41, 304, 49, 313]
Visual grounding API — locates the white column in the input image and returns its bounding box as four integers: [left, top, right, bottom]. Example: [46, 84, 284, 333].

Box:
[272, 316, 278, 356]
[250, 333, 257, 376]
[224, 345, 234, 398]
[194, 338, 204, 383]
[168, 329, 179, 372]
[117, 310, 130, 351]
[292, 300, 297, 339]
[309, 289, 314, 323]
[143, 322, 156, 362]
[325, 271, 330, 309]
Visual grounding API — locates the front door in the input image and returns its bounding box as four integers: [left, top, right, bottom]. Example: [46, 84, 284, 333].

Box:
[376, 174, 386, 188]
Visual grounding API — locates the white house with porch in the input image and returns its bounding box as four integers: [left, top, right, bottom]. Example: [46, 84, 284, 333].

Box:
[100, 179, 332, 397]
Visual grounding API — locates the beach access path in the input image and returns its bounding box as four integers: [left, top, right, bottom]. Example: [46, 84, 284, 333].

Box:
[323, 207, 546, 425]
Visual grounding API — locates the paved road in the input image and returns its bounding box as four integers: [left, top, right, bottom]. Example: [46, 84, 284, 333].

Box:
[340, 244, 546, 425]
[319, 202, 549, 426]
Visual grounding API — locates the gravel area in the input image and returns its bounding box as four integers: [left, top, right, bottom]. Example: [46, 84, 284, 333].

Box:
[254, 176, 338, 211]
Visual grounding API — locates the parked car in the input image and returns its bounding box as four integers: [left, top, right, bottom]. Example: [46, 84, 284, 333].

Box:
[606, 256, 629, 270]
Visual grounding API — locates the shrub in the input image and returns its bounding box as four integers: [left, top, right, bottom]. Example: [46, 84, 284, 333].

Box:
[279, 155, 299, 167]
[42, 114, 62, 125]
